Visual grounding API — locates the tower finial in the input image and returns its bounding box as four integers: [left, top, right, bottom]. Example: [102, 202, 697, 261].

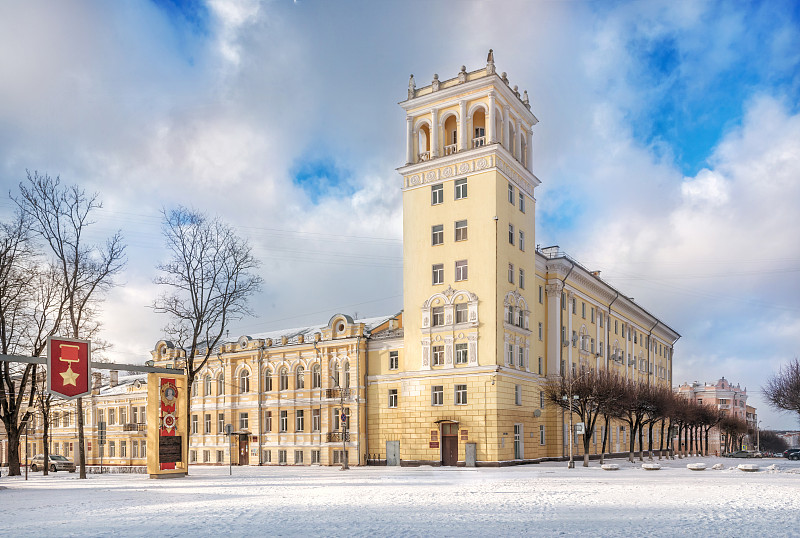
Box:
[486, 48, 496, 75]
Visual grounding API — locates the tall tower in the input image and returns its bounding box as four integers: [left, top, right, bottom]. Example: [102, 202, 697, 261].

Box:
[394, 51, 540, 464]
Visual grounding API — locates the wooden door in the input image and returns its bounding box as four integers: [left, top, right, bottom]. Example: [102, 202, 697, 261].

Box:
[442, 435, 458, 466]
[238, 435, 249, 465]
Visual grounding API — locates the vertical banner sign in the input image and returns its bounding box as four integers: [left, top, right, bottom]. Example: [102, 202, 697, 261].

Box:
[47, 337, 91, 399]
[159, 378, 180, 470]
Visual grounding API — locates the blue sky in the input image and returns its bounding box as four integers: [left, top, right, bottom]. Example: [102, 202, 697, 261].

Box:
[1, 0, 799, 429]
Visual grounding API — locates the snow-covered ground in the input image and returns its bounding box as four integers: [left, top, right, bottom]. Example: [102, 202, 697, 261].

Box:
[2, 456, 799, 537]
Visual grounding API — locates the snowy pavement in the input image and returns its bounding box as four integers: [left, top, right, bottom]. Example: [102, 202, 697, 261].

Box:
[1, 456, 799, 537]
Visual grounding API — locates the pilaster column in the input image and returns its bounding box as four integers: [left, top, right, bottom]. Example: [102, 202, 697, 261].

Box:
[545, 281, 563, 375]
[431, 108, 439, 158]
[459, 100, 467, 151]
[527, 129, 533, 172]
[514, 119, 522, 160]
[487, 92, 496, 144]
[406, 116, 414, 164]
[504, 105, 511, 151]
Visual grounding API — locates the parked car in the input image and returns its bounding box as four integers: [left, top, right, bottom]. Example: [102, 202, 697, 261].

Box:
[723, 450, 755, 458]
[30, 454, 76, 472]
[784, 449, 800, 460]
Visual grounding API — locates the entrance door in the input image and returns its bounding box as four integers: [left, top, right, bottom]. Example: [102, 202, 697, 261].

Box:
[238, 435, 249, 465]
[514, 424, 523, 459]
[386, 441, 400, 466]
[441, 423, 458, 466]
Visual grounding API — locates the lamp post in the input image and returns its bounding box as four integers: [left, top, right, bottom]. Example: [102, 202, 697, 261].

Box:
[756, 420, 761, 453]
[331, 375, 349, 471]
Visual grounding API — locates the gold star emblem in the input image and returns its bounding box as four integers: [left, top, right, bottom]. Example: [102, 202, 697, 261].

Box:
[61, 364, 79, 386]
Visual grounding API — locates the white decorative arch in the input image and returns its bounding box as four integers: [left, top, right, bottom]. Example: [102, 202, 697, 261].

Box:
[467, 102, 488, 120]
[422, 287, 479, 329]
[438, 110, 460, 128]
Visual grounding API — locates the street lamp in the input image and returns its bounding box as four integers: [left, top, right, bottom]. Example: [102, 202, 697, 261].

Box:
[756, 420, 761, 453]
[331, 375, 349, 471]
[562, 393, 580, 468]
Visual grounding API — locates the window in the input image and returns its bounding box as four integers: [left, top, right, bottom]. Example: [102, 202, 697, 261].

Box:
[432, 224, 443, 245]
[204, 413, 211, 434]
[572, 298, 576, 314]
[572, 330, 577, 347]
[133, 440, 139, 458]
[333, 450, 348, 464]
[120, 441, 127, 458]
[311, 450, 321, 464]
[389, 351, 399, 370]
[432, 346, 444, 366]
[192, 415, 198, 434]
[455, 384, 467, 405]
[218, 450, 225, 463]
[591, 307, 595, 323]
[264, 411, 272, 433]
[192, 381, 198, 397]
[295, 410, 304, 431]
[312, 409, 320, 432]
[516, 308, 524, 327]
[519, 268, 525, 289]
[539, 285, 543, 304]
[508, 263, 514, 283]
[388, 389, 398, 408]
[599, 312, 604, 328]
[519, 230, 525, 251]
[432, 306, 444, 326]
[239, 412, 249, 430]
[540, 425, 546, 445]
[455, 259, 468, 281]
[507, 343, 514, 365]
[455, 343, 468, 364]
[296, 366, 305, 389]
[432, 263, 444, 285]
[109, 408, 115, 425]
[515, 385, 522, 405]
[518, 345, 524, 368]
[454, 178, 467, 200]
[581, 302, 586, 319]
[562, 292, 566, 309]
[279, 410, 288, 432]
[508, 307, 515, 324]
[203, 450, 209, 463]
[432, 385, 444, 406]
[615, 320, 618, 334]
[519, 191, 525, 213]
[279, 368, 289, 391]
[295, 450, 304, 464]
[204, 375, 212, 396]
[431, 184, 443, 205]
[109, 441, 116, 458]
[239, 370, 250, 393]
[538, 322, 543, 340]
[141, 440, 146, 458]
[538, 357, 543, 375]
[455, 303, 468, 323]
[508, 183, 514, 204]
[509, 224, 515, 245]
[279, 450, 287, 464]
[454, 220, 467, 241]
[312, 364, 321, 388]
[218, 413, 224, 433]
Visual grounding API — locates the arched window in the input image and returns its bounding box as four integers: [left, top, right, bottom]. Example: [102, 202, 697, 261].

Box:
[239, 370, 250, 393]
[312, 364, 321, 389]
[279, 367, 289, 391]
[296, 366, 305, 389]
[331, 362, 340, 387]
[343, 362, 351, 389]
[264, 368, 272, 392]
[192, 380, 198, 397]
[204, 375, 212, 396]
[217, 374, 225, 396]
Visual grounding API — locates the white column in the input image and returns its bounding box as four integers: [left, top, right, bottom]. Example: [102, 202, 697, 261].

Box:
[487, 92, 496, 144]
[504, 105, 511, 151]
[431, 108, 439, 158]
[545, 282, 562, 375]
[406, 116, 414, 164]
[459, 100, 467, 151]
[526, 129, 533, 172]
[514, 119, 522, 160]
[567, 291, 573, 374]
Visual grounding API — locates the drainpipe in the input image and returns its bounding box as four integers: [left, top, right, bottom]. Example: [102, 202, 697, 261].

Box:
[646, 320, 658, 387]
[558, 258, 575, 461]
[606, 291, 620, 370]
[356, 335, 362, 466]
[258, 344, 265, 465]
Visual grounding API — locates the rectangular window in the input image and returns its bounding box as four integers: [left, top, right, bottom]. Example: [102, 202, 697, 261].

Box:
[218, 450, 224, 463]
[295, 410, 304, 432]
[518, 345, 524, 368]
[120, 407, 127, 425]
[311, 450, 321, 464]
[432, 263, 444, 285]
[519, 191, 525, 213]
[432, 345, 444, 366]
[432, 385, 444, 406]
[538, 322, 543, 340]
[572, 298, 576, 314]
[539, 285, 543, 304]
[388, 389, 398, 408]
[455, 384, 467, 405]
[540, 390, 545, 408]
[582, 302, 586, 318]
[454, 219, 468, 241]
[120, 441, 127, 458]
[431, 224, 443, 245]
[455, 343, 468, 364]
[515, 385, 522, 406]
[508, 224, 515, 245]
[239, 412, 249, 431]
[599, 312, 604, 328]
[454, 178, 467, 200]
[202, 450, 209, 463]
[591, 307, 595, 323]
[431, 184, 443, 205]
[109, 441, 116, 458]
[141, 440, 146, 458]
[218, 413, 224, 433]
[540, 425, 546, 445]
[455, 303, 468, 323]
[312, 409, 320, 432]
[133, 441, 139, 458]
[192, 414, 198, 434]
[389, 350, 399, 370]
[279, 450, 287, 464]
[508, 183, 514, 204]
[109, 408, 115, 425]
[519, 230, 525, 251]
[507, 343, 514, 364]
[264, 411, 272, 433]
[455, 259, 468, 281]
[508, 263, 514, 283]
[615, 320, 618, 334]
[279, 410, 288, 432]
[562, 292, 566, 309]
[432, 306, 444, 326]
[538, 357, 543, 375]
[204, 413, 211, 434]
[519, 268, 525, 289]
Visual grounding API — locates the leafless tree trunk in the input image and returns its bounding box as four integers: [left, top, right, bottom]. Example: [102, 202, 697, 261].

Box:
[15, 171, 126, 479]
[763, 358, 800, 424]
[153, 207, 262, 473]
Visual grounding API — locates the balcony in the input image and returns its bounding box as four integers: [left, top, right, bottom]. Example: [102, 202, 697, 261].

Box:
[123, 423, 147, 432]
[326, 431, 350, 443]
[418, 151, 430, 162]
[325, 388, 350, 399]
[472, 136, 486, 148]
[443, 144, 458, 156]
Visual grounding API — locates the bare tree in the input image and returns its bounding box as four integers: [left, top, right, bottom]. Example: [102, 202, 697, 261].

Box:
[15, 171, 126, 479]
[763, 358, 800, 425]
[153, 207, 262, 461]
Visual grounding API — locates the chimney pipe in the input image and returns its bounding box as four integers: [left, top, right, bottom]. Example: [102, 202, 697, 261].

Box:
[110, 370, 119, 388]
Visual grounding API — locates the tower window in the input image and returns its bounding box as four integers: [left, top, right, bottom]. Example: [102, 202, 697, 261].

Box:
[509, 224, 515, 245]
[519, 192, 525, 213]
[431, 184, 443, 205]
[432, 224, 443, 246]
[454, 178, 467, 200]
[508, 263, 514, 284]
[519, 268, 525, 289]
[508, 183, 514, 204]
[519, 230, 525, 251]
[454, 220, 468, 241]
[455, 260, 468, 281]
[432, 264, 444, 285]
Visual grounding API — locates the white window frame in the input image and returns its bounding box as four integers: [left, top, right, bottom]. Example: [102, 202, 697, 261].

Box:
[455, 384, 467, 405]
[432, 263, 444, 285]
[455, 343, 468, 364]
[432, 224, 444, 245]
[454, 178, 467, 200]
[388, 389, 398, 408]
[455, 259, 468, 281]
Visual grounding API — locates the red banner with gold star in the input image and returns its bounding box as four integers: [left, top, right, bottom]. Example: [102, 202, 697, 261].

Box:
[47, 337, 91, 399]
[159, 378, 178, 470]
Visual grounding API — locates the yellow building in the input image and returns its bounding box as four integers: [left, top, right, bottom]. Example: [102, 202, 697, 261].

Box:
[18, 52, 679, 468]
